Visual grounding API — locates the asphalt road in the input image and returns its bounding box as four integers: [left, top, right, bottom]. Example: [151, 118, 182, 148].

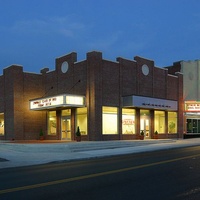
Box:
[1, 146, 200, 200]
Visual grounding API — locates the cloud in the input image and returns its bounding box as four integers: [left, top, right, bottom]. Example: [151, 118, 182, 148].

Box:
[87, 31, 122, 50]
[8, 16, 85, 38]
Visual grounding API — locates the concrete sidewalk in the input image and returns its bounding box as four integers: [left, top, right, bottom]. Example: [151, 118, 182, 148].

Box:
[0, 138, 200, 169]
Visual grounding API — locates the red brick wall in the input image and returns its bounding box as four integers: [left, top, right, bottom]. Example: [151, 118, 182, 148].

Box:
[153, 67, 167, 99]
[86, 51, 103, 141]
[3, 65, 24, 140]
[134, 56, 154, 97]
[2, 65, 46, 140]
[166, 61, 181, 75]
[23, 72, 45, 139]
[177, 72, 184, 137]
[117, 57, 137, 96]
[102, 60, 120, 106]
[167, 75, 178, 100]
[56, 52, 77, 95]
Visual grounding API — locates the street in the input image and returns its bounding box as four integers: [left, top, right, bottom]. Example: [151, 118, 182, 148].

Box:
[1, 146, 200, 200]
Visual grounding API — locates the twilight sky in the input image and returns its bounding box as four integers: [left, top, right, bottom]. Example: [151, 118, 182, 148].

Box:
[0, 0, 200, 73]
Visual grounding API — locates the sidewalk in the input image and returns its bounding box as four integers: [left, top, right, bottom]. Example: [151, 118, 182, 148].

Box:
[0, 138, 200, 169]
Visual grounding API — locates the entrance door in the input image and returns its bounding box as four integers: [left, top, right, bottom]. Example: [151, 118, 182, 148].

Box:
[140, 118, 150, 139]
[61, 117, 71, 140]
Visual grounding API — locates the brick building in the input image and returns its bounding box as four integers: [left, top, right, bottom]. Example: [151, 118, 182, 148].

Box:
[0, 51, 183, 141]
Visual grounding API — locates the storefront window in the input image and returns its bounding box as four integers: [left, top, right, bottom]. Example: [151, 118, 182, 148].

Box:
[76, 107, 87, 135]
[186, 118, 200, 134]
[154, 111, 165, 134]
[102, 106, 118, 134]
[186, 119, 192, 133]
[48, 111, 56, 135]
[0, 113, 4, 136]
[168, 112, 177, 133]
[122, 108, 135, 134]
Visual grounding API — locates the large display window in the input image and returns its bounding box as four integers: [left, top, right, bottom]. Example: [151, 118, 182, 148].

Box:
[0, 113, 4, 136]
[122, 108, 135, 134]
[168, 112, 177, 133]
[154, 111, 165, 134]
[76, 107, 87, 135]
[102, 106, 118, 134]
[48, 111, 57, 135]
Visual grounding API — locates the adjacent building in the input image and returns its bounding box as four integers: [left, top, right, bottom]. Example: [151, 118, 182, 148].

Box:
[167, 60, 200, 138]
[0, 51, 183, 141]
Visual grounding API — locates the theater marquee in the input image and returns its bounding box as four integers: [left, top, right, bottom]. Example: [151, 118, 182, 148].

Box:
[185, 101, 200, 112]
[30, 94, 85, 110]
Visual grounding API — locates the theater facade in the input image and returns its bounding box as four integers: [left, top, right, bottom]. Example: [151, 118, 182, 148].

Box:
[167, 60, 200, 138]
[0, 51, 183, 141]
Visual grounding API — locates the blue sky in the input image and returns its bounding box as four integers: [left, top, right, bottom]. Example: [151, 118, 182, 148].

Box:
[0, 0, 200, 73]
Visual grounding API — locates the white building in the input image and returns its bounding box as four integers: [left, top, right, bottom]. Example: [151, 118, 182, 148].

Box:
[167, 60, 200, 137]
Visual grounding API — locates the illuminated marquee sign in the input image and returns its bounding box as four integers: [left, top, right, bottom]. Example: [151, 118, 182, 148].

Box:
[66, 96, 84, 106]
[30, 96, 64, 110]
[185, 101, 200, 112]
[30, 94, 85, 110]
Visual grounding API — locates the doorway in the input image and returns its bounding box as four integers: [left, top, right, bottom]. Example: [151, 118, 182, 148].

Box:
[61, 117, 71, 140]
[140, 110, 150, 139]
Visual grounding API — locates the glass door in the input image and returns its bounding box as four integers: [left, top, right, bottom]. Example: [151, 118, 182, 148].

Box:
[140, 118, 150, 138]
[61, 117, 71, 140]
[140, 110, 150, 139]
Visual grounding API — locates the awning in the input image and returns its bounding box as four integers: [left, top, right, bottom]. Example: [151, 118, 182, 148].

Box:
[123, 95, 177, 111]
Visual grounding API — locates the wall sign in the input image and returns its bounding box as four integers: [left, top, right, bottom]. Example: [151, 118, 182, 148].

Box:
[185, 101, 200, 112]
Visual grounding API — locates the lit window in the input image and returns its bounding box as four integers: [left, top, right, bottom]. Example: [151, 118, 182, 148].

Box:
[76, 108, 87, 135]
[0, 113, 4, 136]
[168, 112, 177, 133]
[122, 108, 135, 134]
[102, 107, 118, 134]
[48, 111, 56, 135]
[154, 111, 165, 134]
